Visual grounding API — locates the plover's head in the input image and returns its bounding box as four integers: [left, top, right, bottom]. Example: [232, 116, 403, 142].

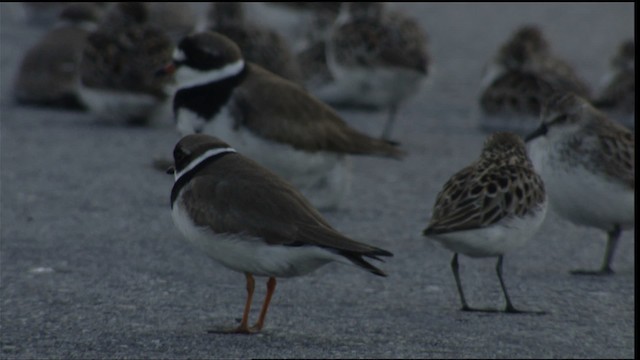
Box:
[170, 134, 236, 180]
[158, 31, 245, 89]
[525, 92, 599, 142]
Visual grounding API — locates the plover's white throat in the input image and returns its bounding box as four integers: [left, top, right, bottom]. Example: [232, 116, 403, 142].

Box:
[423, 132, 547, 313]
[316, 2, 430, 141]
[477, 25, 591, 135]
[525, 92, 634, 275]
[169, 134, 393, 334]
[158, 31, 405, 210]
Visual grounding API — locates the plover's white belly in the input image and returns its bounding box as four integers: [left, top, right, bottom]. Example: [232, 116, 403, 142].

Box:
[78, 84, 165, 124]
[178, 106, 350, 209]
[428, 205, 548, 258]
[171, 199, 345, 277]
[538, 154, 635, 231]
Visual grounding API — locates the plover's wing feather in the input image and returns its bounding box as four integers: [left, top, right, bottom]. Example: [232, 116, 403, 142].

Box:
[230, 64, 405, 158]
[185, 155, 393, 258]
[425, 163, 545, 235]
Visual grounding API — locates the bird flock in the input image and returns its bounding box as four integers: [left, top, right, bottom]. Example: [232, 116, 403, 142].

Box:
[11, 2, 635, 334]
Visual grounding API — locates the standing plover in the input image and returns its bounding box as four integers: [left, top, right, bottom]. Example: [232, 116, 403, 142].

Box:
[169, 134, 393, 334]
[157, 31, 405, 210]
[592, 40, 635, 130]
[423, 132, 547, 313]
[317, 2, 430, 140]
[478, 25, 591, 135]
[525, 92, 634, 275]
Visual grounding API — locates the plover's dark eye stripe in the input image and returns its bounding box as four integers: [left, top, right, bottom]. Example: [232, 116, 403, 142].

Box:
[174, 147, 236, 182]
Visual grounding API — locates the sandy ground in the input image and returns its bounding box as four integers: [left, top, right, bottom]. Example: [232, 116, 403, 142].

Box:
[0, 3, 634, 359]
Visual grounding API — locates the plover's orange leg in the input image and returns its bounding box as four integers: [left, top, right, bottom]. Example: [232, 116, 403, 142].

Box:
[209, 273, 257, 334]
[251, 277, 277, 332]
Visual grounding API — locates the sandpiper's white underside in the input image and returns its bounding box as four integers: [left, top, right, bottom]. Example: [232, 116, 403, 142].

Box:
[528, 138, 635, 231]
[171, 194, 349, 277]
[176, 105, 351, 210]
[427, 204, 548, 258]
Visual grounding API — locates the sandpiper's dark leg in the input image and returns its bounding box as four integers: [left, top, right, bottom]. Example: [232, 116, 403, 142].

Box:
[451, 253, 472, 311]
[251, 277, 277, 332]
[496, 256, 546, 315]
[495, 255, 520, 313]
[571, 225, 620, 276]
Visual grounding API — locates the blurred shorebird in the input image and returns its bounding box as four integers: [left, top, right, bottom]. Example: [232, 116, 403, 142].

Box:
[478, 25, 592, 135]
[315, 2, 430, 141]
[78, 2, 176, 125]
[13, 3, 104, 110]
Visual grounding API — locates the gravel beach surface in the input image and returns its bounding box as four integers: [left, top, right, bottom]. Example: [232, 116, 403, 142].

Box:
[1, 3, 634, 359]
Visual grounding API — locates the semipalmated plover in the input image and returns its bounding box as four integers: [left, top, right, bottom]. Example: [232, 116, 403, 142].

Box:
[13, 3, 103, 110]
[525, 92, 634, 275]
[478, 25, 591, 135]
[169, 134, 393, 334]
[158, 31, 405, 210]
[317, 2, 430, 140]
[207, 2, 304, 85]
[423, 132, 547, 313]
[78, 2, 175, 125]
[592, 40, 634, 130]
